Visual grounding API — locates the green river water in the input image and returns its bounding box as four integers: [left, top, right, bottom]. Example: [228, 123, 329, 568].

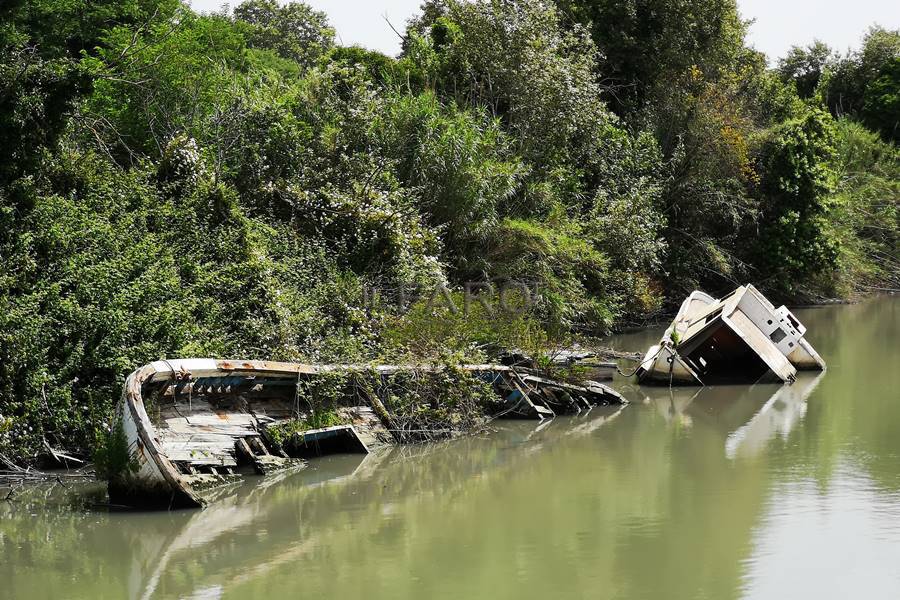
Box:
[2, 296, 899, 599]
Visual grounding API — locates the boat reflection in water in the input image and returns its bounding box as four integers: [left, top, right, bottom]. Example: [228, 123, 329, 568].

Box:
[127, 406, 624, 600]
[725, 373, 825, 459]
[643, 372, 825, 459]
[126, 373, 820, 599]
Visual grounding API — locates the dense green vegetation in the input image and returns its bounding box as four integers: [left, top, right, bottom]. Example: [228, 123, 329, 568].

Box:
[0, 0, 897, 464]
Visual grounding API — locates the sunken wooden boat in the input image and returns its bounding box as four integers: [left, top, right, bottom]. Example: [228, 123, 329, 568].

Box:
[112, 359, 626, 509]
[635, 285, 825, 386]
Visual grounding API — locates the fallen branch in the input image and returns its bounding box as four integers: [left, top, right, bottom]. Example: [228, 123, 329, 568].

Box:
[0, 453, 26, 472]
[0, 468, 95, 485]
[43, 439, 86, 467]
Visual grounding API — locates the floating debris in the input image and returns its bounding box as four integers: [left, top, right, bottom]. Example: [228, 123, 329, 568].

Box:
[111, 360, 625, 509]
[636, 285, 826, 386]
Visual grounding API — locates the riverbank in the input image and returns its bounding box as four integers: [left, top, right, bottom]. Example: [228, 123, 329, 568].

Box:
[0, 290, 877, 472]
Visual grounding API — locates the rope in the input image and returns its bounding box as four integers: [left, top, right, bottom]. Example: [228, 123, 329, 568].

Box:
[616, 344, 664, 378]
[615, 343, 690, 390]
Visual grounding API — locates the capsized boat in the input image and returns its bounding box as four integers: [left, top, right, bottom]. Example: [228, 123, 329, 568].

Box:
[113, 359, 626, 509]
[635, 285, 825, 386]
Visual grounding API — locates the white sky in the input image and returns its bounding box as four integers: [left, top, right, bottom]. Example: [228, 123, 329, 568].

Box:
[190, 0, 899, 62]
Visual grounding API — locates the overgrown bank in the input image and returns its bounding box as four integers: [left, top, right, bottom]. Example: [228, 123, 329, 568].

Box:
[0, 0, 897, 465]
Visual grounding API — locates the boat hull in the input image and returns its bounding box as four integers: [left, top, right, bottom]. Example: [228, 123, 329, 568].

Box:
[111, 360, 627, 509]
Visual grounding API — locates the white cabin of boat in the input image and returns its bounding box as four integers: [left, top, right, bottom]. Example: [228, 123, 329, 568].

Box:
[636, 285, 825, 386]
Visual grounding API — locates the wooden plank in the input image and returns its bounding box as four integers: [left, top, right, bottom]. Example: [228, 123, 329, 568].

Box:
[338, 406, 391, 449]
[185, 414, 257, 426]
[158, 423, 258, 439]
[158, 400, 218, 419]
[247, 436, 270, 456]
[164, 453, 237, 466]
[160, 441, 237, 451]
[294, 425, 369, 452]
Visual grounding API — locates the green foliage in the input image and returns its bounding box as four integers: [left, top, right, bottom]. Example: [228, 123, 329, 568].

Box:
[778, 41, 834, 99]
[0, 0, 897, 464]
[554, 0, 747, 115]
[823, 26, 900, 141]
[409, 0, 614, 171]
[862, 57, 900, 142]
[827, 120, 900, 291]
[380, 289, 553, 362]
[0, 0, 178, 183]
[381, 92, 522, 274]
[235, 0, 334, 68]
[327, 46, 407, 86]
[654, 64, 772, 296]
[488, 217, 616, 331]
[754, 109, 840, 295]
[93, 421, 138, 482]
[267, 411, 346, 447]
[375, 366, 500, 440]
[84, 9, 251, 158]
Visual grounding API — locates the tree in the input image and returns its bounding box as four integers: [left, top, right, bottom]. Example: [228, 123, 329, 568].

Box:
[553, 0, 748, 115]
[234, 0, 334, 68]
[85, 11, 250, 158]
[778, 40, 834, 99]
[862, 57, 900, 142]
[400, 0, 669, 322]
[754, 109, 839, 294]
[0, 0, 180, 183]
[827, 120, 900, 291]
[824, 26, 900, 137]
[405, 0, 614, 175]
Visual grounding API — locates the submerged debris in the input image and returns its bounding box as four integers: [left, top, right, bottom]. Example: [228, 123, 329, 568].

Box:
[636, 285, 826, 386]
[110, 360, 626, 509]
[499, 348, 618, 380]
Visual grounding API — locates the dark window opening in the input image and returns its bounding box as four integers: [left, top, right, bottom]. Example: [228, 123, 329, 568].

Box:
[684, 326, 772, 384]
[705, 308, 724, 324]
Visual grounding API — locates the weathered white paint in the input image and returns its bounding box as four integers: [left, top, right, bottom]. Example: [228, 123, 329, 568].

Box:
[636, 285, 825, 386]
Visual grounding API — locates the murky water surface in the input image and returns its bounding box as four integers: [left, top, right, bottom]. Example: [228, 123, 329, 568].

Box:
[2, 297, 899, 600]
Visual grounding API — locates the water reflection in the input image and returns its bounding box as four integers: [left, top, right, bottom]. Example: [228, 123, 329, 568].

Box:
[134, 453, 377, 600]
[637, 373, 825, 459]
[725, 373, 824, 459]
[77, 406, 620, 599]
